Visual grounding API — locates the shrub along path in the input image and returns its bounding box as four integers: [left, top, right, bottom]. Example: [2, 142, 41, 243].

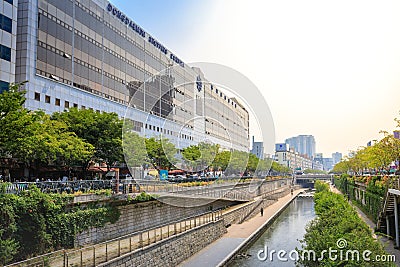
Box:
[331, 184, 400, 266]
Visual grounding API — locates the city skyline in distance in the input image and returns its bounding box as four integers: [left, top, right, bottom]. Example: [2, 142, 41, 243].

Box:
[110, 0, 400, 157]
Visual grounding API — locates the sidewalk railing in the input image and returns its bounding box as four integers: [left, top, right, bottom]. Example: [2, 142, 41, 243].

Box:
[3, 180, 113, 194]
[5, 210, 222, 267]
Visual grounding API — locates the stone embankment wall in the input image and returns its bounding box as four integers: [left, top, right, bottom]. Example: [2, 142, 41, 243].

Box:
[98, 220, 227, 267]
[75, 199, 235, 246]
[223, 186, 291, 225]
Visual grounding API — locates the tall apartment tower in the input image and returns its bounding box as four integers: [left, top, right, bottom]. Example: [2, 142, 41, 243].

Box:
[285, 135, 316, 159]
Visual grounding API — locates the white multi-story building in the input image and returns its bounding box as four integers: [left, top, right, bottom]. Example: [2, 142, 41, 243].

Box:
[11, 0, 249, 152]
[275, 143, 313, 171]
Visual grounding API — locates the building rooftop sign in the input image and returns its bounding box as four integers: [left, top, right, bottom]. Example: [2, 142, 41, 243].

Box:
[106, 2, 184, 67]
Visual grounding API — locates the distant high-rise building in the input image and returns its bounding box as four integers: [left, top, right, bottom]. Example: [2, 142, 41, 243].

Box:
[285, 135, 316, 159]
[314, 153, 334, 171]
[322, 158, 334, 171]
[250, 136, 264, 159]
[332, 152, 342, 165]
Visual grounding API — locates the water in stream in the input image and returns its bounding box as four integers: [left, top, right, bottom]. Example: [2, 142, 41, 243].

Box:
[231, 197, 316, 266]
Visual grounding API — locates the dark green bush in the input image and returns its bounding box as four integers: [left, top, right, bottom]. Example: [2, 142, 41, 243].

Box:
[298, 190, 394, 266]
[0, 183, 120, 264]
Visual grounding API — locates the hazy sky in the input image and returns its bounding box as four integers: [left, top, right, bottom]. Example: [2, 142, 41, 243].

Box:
[111, 0, 400, 157]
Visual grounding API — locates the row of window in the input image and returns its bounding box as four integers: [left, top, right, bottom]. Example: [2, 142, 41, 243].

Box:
[144, 123, 193, 140]
[34, 91, 99, 111]
[74, 0, 165, 68]
[211, 86, 237, 108]
[38, 8, 153, 80]
[0, 13, 12, 34]
[36, 69, 128, 106]
[0, 44, 11, 61]
[33, 91, 193, 140]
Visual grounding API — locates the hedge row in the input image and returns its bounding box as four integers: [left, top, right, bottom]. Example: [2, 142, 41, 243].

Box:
[298, 181, 394, 266]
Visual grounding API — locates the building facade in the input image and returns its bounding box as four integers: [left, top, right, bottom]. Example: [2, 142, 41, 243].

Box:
[285, 135, 316, 159]
[250, 136, 264, 159]
[312, 159, 323, 171]
[13, 0, 249, 151]
[275, 143, 313, 171]
[0, 0, 17, 92]
[314, 154, 334, 172]
[332, 152, 342, 165]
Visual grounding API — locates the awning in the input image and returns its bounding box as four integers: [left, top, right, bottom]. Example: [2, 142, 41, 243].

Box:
[88, 166, 117, 173]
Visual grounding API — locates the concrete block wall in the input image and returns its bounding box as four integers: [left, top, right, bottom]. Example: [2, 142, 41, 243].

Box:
[223, 201, 259, 226]
[98, 220, 227, 267]
[245, 199, 277, 219]
[223, 187, 291, 226]
[75, 199, 234, 246]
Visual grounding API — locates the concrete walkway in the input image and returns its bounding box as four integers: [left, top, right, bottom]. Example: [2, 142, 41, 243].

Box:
[179, 189, 303, 267]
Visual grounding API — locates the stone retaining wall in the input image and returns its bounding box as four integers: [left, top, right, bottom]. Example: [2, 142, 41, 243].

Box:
[75, 199, 235, 246]
[223, 187, 291, 226]
[98, 220, 227, 267]
[223, 201, 259, 226]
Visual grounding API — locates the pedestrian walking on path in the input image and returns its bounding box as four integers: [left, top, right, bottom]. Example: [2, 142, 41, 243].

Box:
[260, 207, 264, 216]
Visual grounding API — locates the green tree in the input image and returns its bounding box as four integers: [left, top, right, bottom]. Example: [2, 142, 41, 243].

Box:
[227, 150, 248, 175]
[304, 168, 327, 174]
[0, 82, 26, 119]
[182, 145, 201, 170]
[271, 161, 291, 175]
[0, 82, 28, 158]
[53, 108, 123, 171]
[314, 180, 329, 192]
[332, 159, 351, 173]
[182, 142, 218, 171]
[0, 84, 93, 177]
[246, 153, 259, 173]
[255, 158, 273, 175]
[10, 112, 93, 177]
[334, 130, 400, 175]
[122, 125, 148, 176]
[212, 150, 231, 171]
[145, 137, 177, 169]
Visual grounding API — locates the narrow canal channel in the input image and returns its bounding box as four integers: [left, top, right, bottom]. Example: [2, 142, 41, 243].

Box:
[231, 197, 316, 266]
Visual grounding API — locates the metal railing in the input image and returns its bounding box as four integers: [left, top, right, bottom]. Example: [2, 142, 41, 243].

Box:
[3, 178, 291, 198]
[5, 210, 222, 267]
[3, 180, 113, 194]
